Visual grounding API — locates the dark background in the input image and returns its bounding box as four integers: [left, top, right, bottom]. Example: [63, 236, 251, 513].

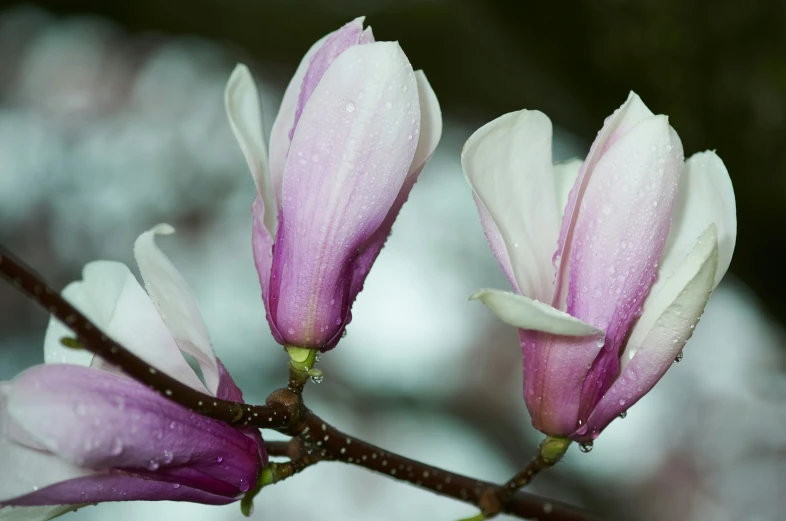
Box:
[12, 0, 785, 321]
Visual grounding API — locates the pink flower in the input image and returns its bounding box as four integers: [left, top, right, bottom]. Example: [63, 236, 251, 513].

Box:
[463, 93, 736, 441]
[0, 226, 265, 518]
[225, 17, 442, 350]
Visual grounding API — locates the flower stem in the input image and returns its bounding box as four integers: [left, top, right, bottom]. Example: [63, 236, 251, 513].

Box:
[478, 436, 571, 518]
[286, 345, 319, 394]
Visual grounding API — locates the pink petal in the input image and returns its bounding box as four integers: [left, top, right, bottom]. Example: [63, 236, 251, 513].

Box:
[251, 196, 283, 344]
[5, 473, 238, 506]
[340, 70, 442, 346]
[289, 17, 365, 141]
[269, 32, 331, 206]
[552, 93, 655, 308]
[565, 115, 684, 422]
[622, 152, 735, 364]
[358, 26, 375, 45]
[520, 330, 606, 436]
[580, 225, 719, 440]
[0, 385, 93, 503]
[5, 365, 262, 496]
[270, 42, 419, 347]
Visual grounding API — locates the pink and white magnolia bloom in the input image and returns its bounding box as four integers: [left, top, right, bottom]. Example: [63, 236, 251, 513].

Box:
[463, 93, 736, 442]
[225, 17, 442, 350]
[0, 226, 265, 520]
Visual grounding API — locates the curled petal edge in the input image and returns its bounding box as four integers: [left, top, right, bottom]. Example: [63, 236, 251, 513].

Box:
[470, 288, 604, 338]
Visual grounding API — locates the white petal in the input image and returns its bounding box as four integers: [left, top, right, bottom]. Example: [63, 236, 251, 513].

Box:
[462, 110, 560, 301]
[225, 64, 277, 236]
[133, 225, 219, 396]
[43, 282, 95, 367]
[623, 224, 719, 365]
[553, 158, 582, 217]
[552, 92, 654, 307]
[410, 70, 442, 174]
[73, 260, 208, 393]
[470, 288, 603, 337]
[657, 151, 736, 289]
[0, 386, 93, 503]
[269, 33, 331, 203]
[586, 225, 718, 433]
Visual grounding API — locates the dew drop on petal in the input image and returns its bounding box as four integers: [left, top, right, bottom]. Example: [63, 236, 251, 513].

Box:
[674, 351, 684, 363]
[579, 442, 593, 453]
[109, 437, 124, 456]
[345, 102, 355, 113]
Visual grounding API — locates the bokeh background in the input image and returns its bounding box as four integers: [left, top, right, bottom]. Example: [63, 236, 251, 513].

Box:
[0, 1, 784, 520]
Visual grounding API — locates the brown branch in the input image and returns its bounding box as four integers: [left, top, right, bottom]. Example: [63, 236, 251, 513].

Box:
[485, 437, 571, 517]
[0, 245, 290, 429]
[2, 245, 601, 521]
[271, 405, 599, 521]
[264, 440, 292, 458]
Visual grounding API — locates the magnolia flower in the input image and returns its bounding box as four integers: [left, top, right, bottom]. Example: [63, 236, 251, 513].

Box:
[0, 226, 265, 519]
[225, 17, 442, 350]
[463, 93, 736, 442]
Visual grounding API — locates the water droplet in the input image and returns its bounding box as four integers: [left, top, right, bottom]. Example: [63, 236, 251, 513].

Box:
[239, 478, 250, 492]
[345, 102, 355, 113]
[579, 442, 593, 453]
[287, 327, 295, 335]
[341, 329, 348, 338]
[674, 351, 683, 363]
[619, 411, 628, 419]
[169, 421, 176, 430]
[172, 484, 181, 489]
[618, 398, 626, 406]
[147, 459, 160, 471]
[310, 374, 324, 384]
[595, 336, 605, 348]
[216, 456, 224, 463]
[109, 437, 124, 456]
[162, 450, 174, 464]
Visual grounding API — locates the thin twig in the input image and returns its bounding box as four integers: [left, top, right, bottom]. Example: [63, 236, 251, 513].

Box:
[284, 408, 598, 521]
